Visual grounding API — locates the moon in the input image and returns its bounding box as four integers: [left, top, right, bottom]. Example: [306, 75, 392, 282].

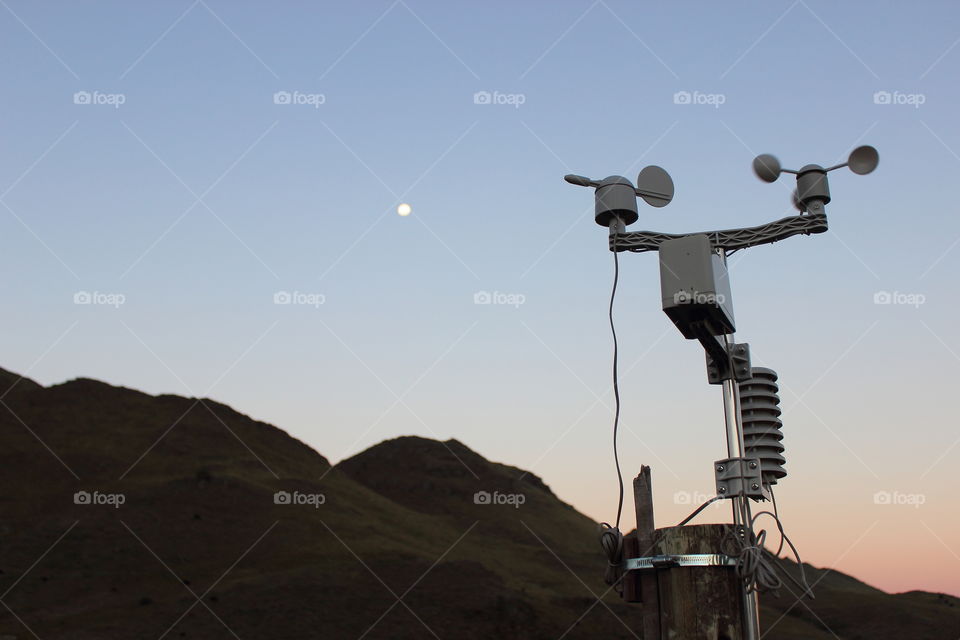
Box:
[397, 203, 412, 217]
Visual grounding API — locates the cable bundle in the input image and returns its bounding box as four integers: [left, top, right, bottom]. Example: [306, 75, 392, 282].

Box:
[599, 523, 624, 588]
[720, 503, 814, 599]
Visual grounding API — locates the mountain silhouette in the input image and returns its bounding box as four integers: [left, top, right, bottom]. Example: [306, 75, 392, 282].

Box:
[0, 367, 956, 639]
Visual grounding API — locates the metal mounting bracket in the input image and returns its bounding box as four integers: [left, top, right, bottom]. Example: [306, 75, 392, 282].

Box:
[714, 457, 765, 499]
[706, 342, 751, 384]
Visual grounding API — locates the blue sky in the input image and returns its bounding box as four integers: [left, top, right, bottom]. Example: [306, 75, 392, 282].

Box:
[2, 0, 959, 595]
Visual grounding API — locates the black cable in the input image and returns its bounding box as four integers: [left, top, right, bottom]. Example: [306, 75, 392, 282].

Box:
[771, 486, 785, 556]
[609, 222, 623, 530]
[599, 220, 625, 589]
[676, 495, 725, 527]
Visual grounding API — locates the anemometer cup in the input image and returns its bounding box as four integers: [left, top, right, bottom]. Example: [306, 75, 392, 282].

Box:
[847, 145, 879, 175]
[752, 154, 782, 183]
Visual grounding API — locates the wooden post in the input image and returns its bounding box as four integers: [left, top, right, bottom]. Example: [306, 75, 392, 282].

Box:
[654, 524, 744, 640]
[633, 467, 661, 639]
[622, 467, 746, 639]
[621, 467, 661, 638]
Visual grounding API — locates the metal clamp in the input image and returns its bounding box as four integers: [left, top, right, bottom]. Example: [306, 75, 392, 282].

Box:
[706, 342, 751, 384]
[714, 457, 765, 499]
[623, 553, 736, 572]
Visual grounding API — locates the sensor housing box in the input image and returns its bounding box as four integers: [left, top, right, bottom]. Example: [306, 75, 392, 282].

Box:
[659, 234, 736, 339]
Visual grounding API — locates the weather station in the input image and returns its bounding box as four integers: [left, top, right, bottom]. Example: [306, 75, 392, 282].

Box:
[565, 145, 879, 639]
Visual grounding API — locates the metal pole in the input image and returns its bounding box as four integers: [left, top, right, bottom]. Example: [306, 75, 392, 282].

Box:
[717, 249, 761, 640]
[719, 341, 744, 523]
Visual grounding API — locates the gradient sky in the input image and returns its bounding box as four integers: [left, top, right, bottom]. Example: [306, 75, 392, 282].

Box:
[2, 0, 958, 597]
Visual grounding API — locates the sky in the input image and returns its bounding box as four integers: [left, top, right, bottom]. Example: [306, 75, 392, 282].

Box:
[1, 0, 959, 598]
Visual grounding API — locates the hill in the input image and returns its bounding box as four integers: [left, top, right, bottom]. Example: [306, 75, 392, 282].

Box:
[0, 367, 956, 639]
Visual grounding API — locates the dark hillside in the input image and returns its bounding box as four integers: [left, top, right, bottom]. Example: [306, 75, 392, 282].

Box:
[0, 367, 956, 639]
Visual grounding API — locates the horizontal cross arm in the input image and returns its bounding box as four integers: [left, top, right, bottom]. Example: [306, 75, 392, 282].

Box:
[610, 212, 828, 253]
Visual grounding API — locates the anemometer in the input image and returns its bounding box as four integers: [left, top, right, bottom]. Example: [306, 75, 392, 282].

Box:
[567, 144, 878, 640]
